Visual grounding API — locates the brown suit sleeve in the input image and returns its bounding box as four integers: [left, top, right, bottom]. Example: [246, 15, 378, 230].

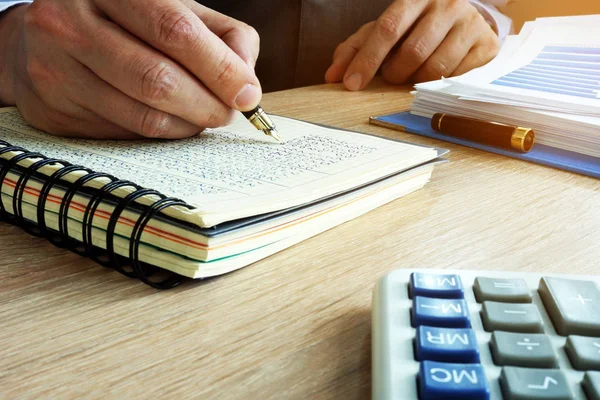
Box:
[198, 0, 391, 92]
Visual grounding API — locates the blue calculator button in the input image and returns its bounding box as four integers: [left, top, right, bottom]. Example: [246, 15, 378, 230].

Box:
[419, 361, 490, 400]
[416, 326, 480, 363]
[412, 297, 470, 328]
[410, 273, 464, 299]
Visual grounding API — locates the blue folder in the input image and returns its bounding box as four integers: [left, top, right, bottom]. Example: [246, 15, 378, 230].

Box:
[370, 112, 600, 179]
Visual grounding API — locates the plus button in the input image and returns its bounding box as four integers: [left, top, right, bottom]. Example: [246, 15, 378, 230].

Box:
[573, 294, 593, 305]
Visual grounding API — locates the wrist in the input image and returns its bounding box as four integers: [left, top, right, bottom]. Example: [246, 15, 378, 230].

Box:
[0, 4, 27, 106]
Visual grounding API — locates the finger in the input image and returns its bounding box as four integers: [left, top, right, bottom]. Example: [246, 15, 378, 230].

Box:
[342, 0, 429, 91]
[16, 83, 140, 139]
[411, 12, 486, 83]
[66, 13, 234, 130]
[325, 23, 372, 84]
[179, 0, 260, 68]
[94, 0, 261, 111]
[21, 29, 203, 140]
[381, 4, 458, 84]
[67, 60, 204, 139]
[214, 23, 260, 69]
[452, 40, 500, 77]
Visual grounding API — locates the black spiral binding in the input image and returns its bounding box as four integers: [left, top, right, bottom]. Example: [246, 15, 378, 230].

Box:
[38, 164, 89, 245]
[0, 140, 191, 289]
[129, 197, 192, 289]
[58, 171, 116, 255]
[81, 179, 137, 267]
[13, 157, 63, 235]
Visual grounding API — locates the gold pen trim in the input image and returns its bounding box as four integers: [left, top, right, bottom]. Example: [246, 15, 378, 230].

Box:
[511, 127, 535, 152]
[437, 113, 445, 132]
[246, 106, 284, 143]
[247, 107, 273, 132]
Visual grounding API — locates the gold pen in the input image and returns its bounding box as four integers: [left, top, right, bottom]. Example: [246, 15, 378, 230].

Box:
[431, 113, 535, 153]
[242, 105, 284, 143]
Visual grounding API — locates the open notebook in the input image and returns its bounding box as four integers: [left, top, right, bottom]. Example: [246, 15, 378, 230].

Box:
[0, 107, 444, 288]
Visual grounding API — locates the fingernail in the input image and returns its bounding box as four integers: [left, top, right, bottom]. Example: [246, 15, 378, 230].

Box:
[235, 84, 261, 110]
[345, 73, 363, 91]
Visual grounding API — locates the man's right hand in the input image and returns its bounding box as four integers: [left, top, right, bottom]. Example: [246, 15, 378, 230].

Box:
[0, 0, 261, 139]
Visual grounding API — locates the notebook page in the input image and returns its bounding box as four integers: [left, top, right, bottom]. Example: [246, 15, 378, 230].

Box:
[0, 108, 437, 227]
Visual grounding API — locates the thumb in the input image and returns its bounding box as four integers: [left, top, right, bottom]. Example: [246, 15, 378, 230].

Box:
[182, 1, 260, 70]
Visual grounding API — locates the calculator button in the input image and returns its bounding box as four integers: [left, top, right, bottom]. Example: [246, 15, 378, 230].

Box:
[583, 372, 600, 400]
[473, 277, 532, 303]
[415, 326, 480, 363]
[481, 301, 544, 333]
[538, 277, 600, 336]
[412, 297, 470, 328]
[419, 360, 489, 400]
[410, 273, 464, 299]
[490, 331, 558, 368]
[500, 367, 573, 400]
[565, 335, 600, 370]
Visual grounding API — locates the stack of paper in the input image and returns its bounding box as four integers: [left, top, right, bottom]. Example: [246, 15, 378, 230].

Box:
[410, 15, 600, 158]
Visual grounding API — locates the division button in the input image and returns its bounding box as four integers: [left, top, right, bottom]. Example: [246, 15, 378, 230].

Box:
[419, 360, 490, 400]
[410, 272, 464, 299]
[538, 276, 600, 336]
[500, 367, 573, 400]
[415, 326, 480, 363]
[481, 301, 544, 333]
[565, 335, 600, 370]
[583, 371, 600, 400]
[412, 296, 470, 328]
[473, 277, 532, 303]
[490, 331, 558, 368]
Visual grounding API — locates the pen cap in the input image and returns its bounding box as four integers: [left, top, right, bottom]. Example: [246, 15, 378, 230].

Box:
[431, 113, 534, 153]
[511, 127, 535, 152]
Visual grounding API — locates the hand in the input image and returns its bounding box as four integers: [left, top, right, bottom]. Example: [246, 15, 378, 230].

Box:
[325, 0, 501, 91]
[0, 0, 261, 139]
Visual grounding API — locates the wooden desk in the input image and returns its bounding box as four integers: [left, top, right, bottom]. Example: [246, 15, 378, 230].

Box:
[1, 79, 599, 399]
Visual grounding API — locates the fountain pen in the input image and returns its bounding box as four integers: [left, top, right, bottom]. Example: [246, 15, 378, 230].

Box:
[242, 105, 284, 143]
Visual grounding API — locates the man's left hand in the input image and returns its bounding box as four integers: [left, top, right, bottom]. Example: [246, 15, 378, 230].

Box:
[325, 0, 500, 90]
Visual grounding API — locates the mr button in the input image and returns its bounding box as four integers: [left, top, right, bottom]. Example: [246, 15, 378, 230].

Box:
[415, 326, 480, 363]
[419, 360, 489, 400]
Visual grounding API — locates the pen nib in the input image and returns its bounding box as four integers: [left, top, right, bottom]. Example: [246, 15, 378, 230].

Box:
[267, 128, 284, 144]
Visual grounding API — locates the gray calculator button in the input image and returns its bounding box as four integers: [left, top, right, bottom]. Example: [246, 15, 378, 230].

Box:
[565, 335, 600, 370]
[491, 331, 558, 368]
[584, 372, 600, 400]
[474, 277, 532, 303]
[500, 367, 573, 400]
[481, 301, 544, 333]
[538, 277, 600, 336]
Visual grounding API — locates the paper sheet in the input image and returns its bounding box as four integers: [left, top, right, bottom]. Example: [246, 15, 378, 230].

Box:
[0, 108, 437, 226]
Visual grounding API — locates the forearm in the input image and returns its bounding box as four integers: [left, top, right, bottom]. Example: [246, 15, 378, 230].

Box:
[0, 4, 27, 106]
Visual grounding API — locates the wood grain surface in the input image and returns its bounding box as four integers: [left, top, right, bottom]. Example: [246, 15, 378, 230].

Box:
[1, 78, 599, 399]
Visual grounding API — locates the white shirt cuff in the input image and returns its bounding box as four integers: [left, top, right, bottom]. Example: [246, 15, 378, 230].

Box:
[0, 1, 32, 14]
[470, 0, 513, 42]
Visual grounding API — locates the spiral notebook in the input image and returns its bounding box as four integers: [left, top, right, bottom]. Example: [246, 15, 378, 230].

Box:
[0, 108, 445, 288]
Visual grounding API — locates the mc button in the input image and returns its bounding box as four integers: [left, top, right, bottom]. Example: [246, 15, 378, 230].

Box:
[419, 360, 489, 400]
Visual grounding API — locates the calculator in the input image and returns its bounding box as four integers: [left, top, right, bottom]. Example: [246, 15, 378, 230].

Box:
[371, 269, 600, 400]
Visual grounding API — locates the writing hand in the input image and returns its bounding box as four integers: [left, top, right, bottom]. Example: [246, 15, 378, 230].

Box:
[0, 0, 261, 139]
[325, 0, 500, 90]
